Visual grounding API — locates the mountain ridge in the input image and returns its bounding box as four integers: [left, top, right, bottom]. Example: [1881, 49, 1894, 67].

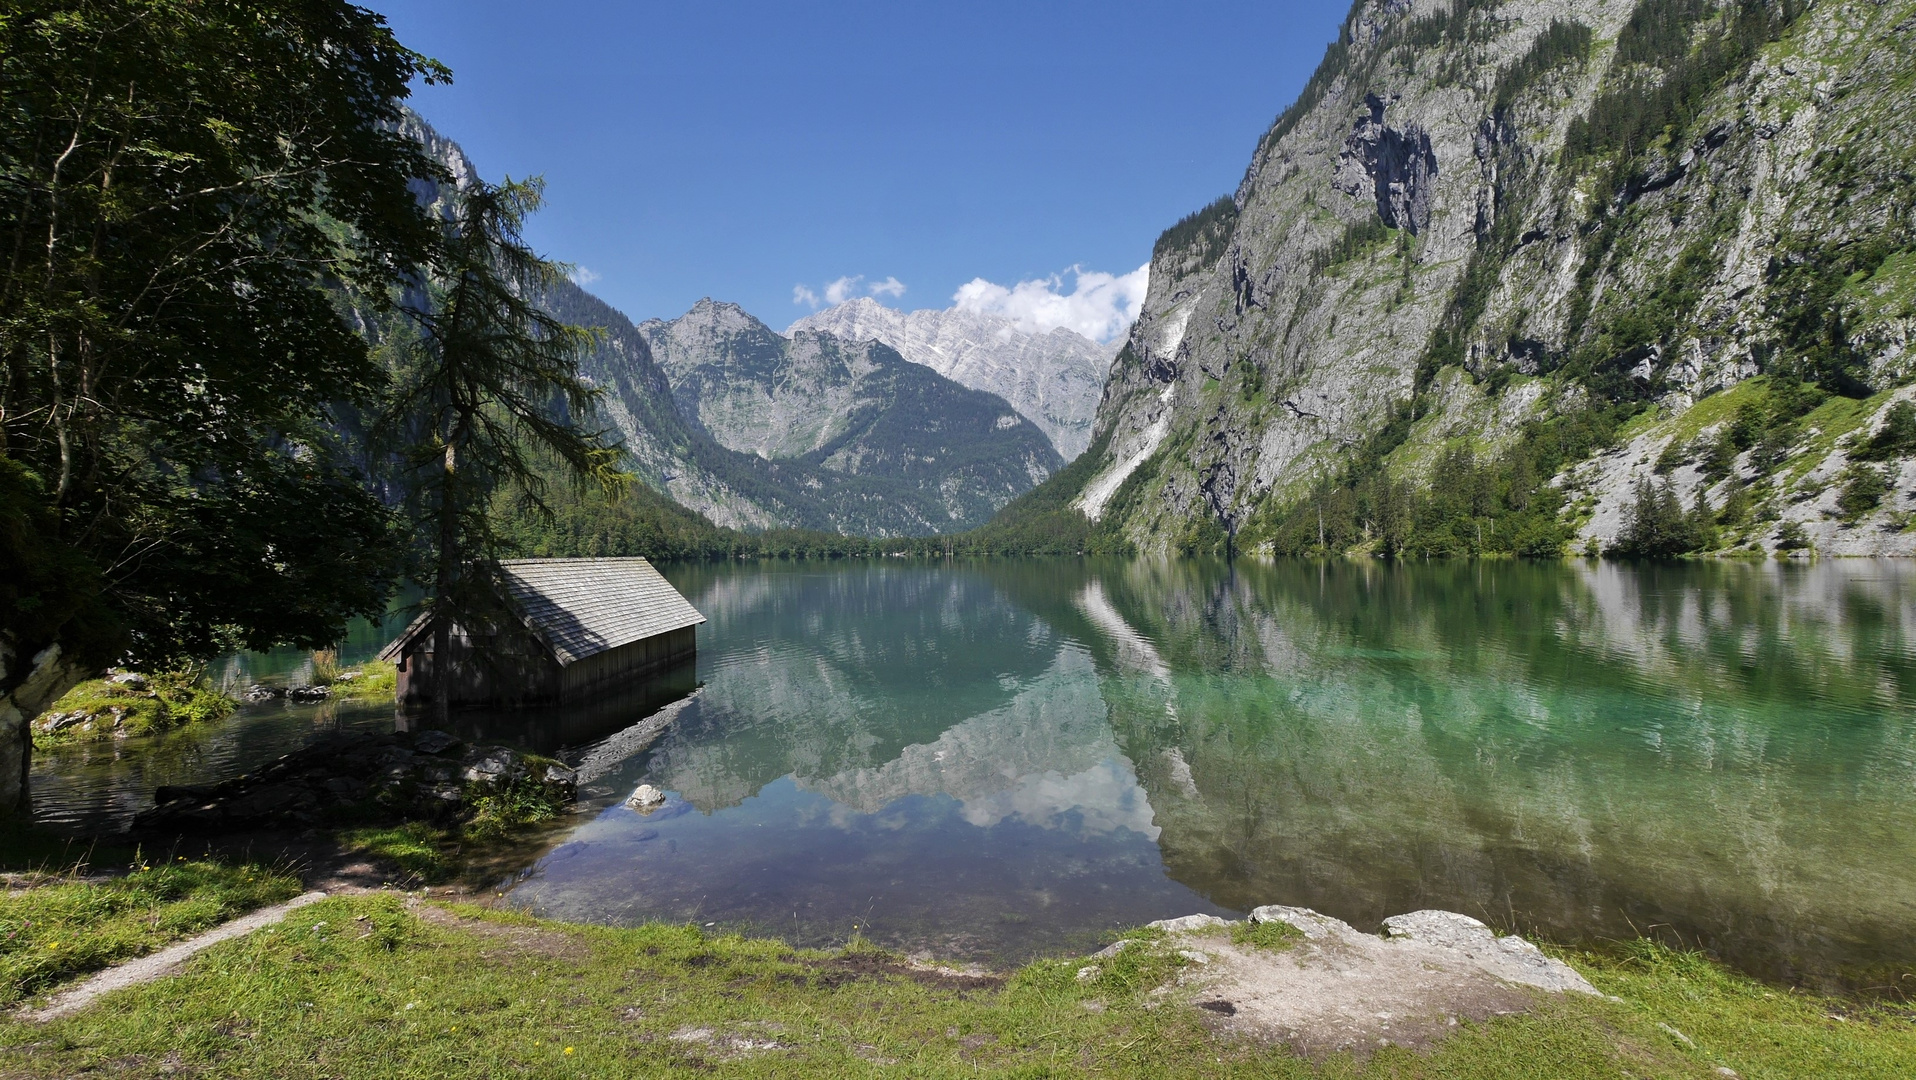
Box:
[999, 0, 1916, 558]
[638, 298, 1062, 532]
[790, 296, 1119, 460]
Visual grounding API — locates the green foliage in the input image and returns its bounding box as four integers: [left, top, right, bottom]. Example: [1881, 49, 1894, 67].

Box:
[1775, 519, 1811, 550]
[1854, 400, 1916, 460]
[1172, 517, 1230, 558]
[1229, 920, 1303, 951]
[1152, 196, 1238, 267]
[0, 460, 122, 678]
[340, 822, 453, 881]
[0, 857, 299, 1005]
[1609, 477, 1715, 559]
[1310, 216, 1395, 275]
[1244, 401, 1634, 559]
[1653, 438, 1689, 474]
[0, 0, 446, 673]
[1565, 0, 1802, 191]
[462, 774, 569, 843]
[379, 176, 624, 711]
[1764, 238, 1907, 396]
[33, 674, 234, 748]
[331, 660, 399, 701]
[1491, 19, 1594, 119]
[1835, 462, 1889, 522]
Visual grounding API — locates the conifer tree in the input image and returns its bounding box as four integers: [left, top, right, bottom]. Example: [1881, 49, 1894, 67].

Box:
[380, 177, 624, 718]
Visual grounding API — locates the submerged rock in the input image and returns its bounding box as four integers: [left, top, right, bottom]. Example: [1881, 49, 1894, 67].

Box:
[131, 730, 573, 834]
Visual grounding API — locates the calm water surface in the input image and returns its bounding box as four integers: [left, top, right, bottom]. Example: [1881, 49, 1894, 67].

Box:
[32, 559, 1916, 985]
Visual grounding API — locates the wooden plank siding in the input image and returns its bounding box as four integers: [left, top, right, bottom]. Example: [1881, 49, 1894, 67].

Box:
[382, 558, 704, 711]
[559, 625, 696, 699]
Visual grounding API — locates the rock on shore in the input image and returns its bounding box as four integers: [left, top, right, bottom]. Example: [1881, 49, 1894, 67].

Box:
[1113, 906, 1596, 1058]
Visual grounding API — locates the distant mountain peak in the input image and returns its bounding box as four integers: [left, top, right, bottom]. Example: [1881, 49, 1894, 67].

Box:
[790, 300, 1116, 460]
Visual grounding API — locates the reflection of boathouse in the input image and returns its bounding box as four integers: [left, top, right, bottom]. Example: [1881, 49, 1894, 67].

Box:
[380, 557, 704, 709]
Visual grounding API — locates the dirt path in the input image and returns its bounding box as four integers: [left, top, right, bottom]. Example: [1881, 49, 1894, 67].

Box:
[16, 890, 329, 1023]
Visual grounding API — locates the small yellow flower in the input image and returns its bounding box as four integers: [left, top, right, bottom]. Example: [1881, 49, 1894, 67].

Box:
[563, 1047, 575, 1056]
[47, 942, 58, 949]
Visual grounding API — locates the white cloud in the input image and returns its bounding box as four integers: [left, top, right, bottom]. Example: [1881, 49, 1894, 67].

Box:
[823, 275, 862, 305]
[569, 266, 601, 285]
[795, 274, 908, 307]
[951, 264, 1150, 343]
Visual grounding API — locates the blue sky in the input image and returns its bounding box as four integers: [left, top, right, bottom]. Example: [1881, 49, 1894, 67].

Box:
[369, 1, 1351, 337]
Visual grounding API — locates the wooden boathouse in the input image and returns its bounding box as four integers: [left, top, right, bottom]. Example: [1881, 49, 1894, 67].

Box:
[379, 557, 705, 709]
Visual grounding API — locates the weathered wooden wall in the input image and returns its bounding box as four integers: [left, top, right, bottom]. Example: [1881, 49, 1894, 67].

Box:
[395, 625, 696, 710]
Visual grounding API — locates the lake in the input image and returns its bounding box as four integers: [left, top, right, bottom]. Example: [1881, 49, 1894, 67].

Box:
[32, 558, 1916, 988]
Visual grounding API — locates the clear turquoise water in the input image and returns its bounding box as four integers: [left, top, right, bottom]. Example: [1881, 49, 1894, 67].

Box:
[503, 559, 1916, 985]
[32, 558, 1916, 986]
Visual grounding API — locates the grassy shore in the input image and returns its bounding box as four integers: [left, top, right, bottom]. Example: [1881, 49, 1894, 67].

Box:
[1, 869, 1911, 1077]
[0, 852, 300, 1008]
[31, 675, 236, 748]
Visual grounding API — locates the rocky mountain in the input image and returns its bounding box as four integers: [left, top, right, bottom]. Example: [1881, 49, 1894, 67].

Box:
[1010, 0, 1916, 557]
[638, 300, 1061, 531]
[401, 121, 1060, 538]
[788, 297, 1119, 460]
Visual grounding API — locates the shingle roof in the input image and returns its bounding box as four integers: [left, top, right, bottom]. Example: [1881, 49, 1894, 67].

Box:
[501, 557, 705, 665]
[378, 557, 704, 666]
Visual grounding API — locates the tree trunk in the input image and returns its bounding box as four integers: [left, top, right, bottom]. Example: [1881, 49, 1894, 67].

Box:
[432, 436, 457, 730]
[0, 638, 92, 818]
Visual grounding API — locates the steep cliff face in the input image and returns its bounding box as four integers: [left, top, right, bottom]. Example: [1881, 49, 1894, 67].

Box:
[640, 300, 1062, 532]
[788, 297, 1119, 460]
[1060, 0, 1916, 556]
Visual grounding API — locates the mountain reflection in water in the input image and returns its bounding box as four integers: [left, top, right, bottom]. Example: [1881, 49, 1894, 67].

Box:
[503, 558, 1916, 986]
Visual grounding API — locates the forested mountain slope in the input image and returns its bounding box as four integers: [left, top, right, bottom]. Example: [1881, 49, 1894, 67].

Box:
[789, 297, 1118, 460]
[1008, 0, 1916, 557]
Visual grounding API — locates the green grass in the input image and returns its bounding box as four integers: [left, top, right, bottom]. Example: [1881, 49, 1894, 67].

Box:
[33, 676, 235, 748]
[0, 895, 1910, 1077]
[338, 771, 575, 884]
[0, 857, 300, 1006]
[328, 659, 397, 701]
[338, 822, 454, 882]
[1230, 919, 1303, 951]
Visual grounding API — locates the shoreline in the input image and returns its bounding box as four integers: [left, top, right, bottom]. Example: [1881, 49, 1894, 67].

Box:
[1, 856, 1910, 1077]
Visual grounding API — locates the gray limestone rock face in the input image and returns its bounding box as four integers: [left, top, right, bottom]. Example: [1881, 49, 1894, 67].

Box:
[636, 299, 1062, 533]
[1334, 94, 1439, 233]
[1047, 0, 1916, 555]
[790, 297, 1119, 460]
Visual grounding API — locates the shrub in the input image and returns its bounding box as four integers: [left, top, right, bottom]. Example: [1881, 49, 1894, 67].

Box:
[1835, 463, 1889, 522]
[1653, 438, 1689, 474]
[1853, 400, 1916, 460]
